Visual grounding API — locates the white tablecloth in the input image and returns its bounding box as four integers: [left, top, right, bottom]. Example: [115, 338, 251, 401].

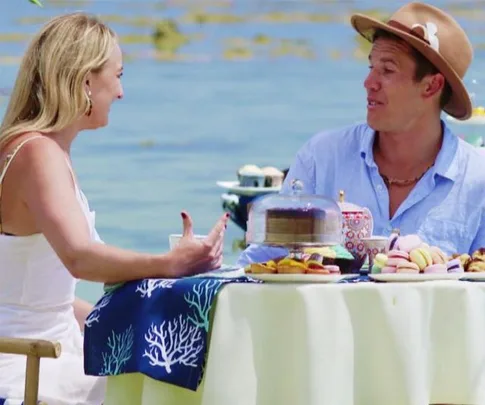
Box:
[105, 281, 485, 405]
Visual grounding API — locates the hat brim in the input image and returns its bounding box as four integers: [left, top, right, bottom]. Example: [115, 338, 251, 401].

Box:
[351, 13, 472, 120]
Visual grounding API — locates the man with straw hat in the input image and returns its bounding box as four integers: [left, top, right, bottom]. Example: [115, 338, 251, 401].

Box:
[238, 2, 485, 266]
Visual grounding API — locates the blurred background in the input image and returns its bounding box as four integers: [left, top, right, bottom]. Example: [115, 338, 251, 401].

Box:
[0, 0, 484, 302]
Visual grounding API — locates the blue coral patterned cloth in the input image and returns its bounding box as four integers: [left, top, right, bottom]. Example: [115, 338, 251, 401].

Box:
[83, 267, 259, 391]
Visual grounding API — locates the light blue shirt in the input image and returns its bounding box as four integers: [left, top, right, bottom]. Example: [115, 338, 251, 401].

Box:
[237, 121, 485, 266]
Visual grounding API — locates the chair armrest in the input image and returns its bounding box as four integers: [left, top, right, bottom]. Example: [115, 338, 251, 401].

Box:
[0, 337, 61, 358]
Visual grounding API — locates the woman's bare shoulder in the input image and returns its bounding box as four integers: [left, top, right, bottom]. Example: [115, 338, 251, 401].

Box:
[5, 133, 63, 165]
[3, 133, 70, 185]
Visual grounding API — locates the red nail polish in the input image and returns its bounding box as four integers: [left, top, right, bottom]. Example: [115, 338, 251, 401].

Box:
[181, 212, 187, 219]
[225, 213, 230, 218]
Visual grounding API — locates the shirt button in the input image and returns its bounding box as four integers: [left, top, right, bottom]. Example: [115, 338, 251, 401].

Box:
[376, 184, 383, 192]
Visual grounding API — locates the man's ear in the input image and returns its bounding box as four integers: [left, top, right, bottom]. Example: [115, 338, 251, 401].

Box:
[422, 73, 445, 99]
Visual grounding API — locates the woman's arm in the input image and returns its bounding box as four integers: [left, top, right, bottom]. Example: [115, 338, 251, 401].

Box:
[15, 137, 227, 283]
[73, 297, 94, 332]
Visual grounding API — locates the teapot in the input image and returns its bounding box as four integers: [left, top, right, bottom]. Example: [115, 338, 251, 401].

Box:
[337, 190, 374, 262]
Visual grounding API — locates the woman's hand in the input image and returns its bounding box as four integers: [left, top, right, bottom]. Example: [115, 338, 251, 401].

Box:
[169, 211, 229, 277]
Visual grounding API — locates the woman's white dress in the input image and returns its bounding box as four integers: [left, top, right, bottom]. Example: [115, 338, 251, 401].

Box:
[0, 156, 106, 404]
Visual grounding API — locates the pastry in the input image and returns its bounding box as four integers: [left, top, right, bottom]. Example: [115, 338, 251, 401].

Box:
[471, 248, 485, 262]
[249, 262, 277, 274]
[397, 234, 422, 253]
[467, 259, 485, 272]
[323, 265, 340, 274]
[409, 247, 433, 271]
[451, 253, 471, 269]
[381, 266, 397, 273]
[371, 253, 388, 273]
[429, 246, 448, 264]
[396, 261, 420, 273]
[446, 258, 463, 273]
[276, 258, 306, 274]
[387, 250, 410, 267]
[306, 267, 331, 275]
[423, 264, 447, 274]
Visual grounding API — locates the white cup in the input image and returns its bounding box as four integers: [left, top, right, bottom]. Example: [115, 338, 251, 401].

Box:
[169, 233, 207, 250]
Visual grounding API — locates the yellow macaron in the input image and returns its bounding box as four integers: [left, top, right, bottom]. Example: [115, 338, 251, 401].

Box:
[409, 247, 433, 271]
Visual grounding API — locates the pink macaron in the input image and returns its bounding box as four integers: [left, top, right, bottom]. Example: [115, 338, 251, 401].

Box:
[323, 265, 340, 274]
[423, 264, 447, 274]
[398, 234, 423, 253]
[381, 266, 397, 274]
[387, 250, 410, 267]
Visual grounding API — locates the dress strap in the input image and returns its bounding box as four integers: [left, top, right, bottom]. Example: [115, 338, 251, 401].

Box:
[0, 135, 45, 234]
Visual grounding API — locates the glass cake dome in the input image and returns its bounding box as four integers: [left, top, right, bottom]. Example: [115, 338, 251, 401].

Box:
[246, 179, 343, 248]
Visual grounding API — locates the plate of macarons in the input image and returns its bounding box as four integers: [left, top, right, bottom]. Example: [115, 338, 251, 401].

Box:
[368, 233, 467, 282]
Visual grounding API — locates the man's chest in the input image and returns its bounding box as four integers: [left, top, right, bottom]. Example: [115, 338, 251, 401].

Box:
[314, 167, 477, 255]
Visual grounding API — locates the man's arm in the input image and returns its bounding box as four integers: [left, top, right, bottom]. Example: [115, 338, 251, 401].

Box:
[470, 207, 485, 254]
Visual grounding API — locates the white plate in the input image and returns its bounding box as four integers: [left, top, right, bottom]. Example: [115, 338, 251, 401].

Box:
[459, 272, 485, 281]
[246, 272, 350, 283]
[369, 272, 463, 282]
[216, 180, 280, 196]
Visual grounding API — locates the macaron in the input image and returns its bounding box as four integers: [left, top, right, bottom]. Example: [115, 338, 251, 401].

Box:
[387, 250, 410, 267]
[371, 253, 388, 274]
[446, 258, 464, 273]
[386, 232, 400, 253]
[423, 264, 447, 274]
[323, 265, 340, 274]
[409, 247, 433, 271]
[396, 261, 420, 273]
[371, 264, 382, 274]
[381, 266, 397, 274]
[429, 246, 448, 265]
[374, 253, 388, 268]
[398, 234, 422, 253]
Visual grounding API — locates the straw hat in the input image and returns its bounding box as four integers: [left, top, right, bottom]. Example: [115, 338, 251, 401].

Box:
[351, 2, 473, 120]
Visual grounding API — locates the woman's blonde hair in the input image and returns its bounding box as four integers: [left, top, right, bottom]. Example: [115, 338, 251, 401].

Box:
[0, 12, 116, 148]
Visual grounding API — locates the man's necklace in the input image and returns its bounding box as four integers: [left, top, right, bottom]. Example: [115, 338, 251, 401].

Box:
[380, 164, 434, 187]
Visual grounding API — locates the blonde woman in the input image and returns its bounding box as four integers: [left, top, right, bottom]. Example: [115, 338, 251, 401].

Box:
[0, 13, 228, 405]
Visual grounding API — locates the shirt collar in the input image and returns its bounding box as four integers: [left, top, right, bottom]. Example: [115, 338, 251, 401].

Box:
[359, 119, 459, 182]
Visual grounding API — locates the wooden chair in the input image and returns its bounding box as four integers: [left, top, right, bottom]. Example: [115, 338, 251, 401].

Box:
[0, 337, 61, 405]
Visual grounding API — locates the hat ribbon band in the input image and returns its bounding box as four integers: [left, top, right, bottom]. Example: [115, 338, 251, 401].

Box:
[387, 20, 440, 52]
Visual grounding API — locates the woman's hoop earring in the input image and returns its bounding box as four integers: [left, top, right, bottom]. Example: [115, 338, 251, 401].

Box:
[86, 89, 92, 117]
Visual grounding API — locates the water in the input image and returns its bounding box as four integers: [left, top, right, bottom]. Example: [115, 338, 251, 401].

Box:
[0, 0, 484, 303]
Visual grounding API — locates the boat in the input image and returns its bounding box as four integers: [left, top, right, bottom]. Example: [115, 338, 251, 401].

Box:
[217, 169, 288, 231]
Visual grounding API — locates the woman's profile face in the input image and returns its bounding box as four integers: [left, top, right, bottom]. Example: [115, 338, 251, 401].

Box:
[85, 41, 124, 129]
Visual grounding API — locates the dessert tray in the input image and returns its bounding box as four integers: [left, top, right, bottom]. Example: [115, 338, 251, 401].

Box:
[248, 273, 352, 283]
[216, 180, 281, 196]
[369, 272, 463, 282]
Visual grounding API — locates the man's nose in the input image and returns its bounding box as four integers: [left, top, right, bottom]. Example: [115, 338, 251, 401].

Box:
[364, 69, 380, 92]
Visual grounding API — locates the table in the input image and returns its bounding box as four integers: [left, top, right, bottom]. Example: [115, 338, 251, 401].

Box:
[103, 280, 485, 405]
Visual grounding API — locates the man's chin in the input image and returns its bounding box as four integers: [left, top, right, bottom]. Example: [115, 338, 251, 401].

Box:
[366, 116, 381, 131]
